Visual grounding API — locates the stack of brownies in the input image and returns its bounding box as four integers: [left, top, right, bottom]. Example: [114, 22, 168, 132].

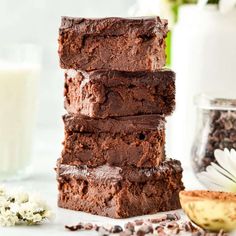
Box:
[57, 16, 184, 218]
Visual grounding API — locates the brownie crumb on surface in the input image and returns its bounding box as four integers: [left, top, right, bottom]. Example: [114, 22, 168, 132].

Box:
[65, 213, 229, 235]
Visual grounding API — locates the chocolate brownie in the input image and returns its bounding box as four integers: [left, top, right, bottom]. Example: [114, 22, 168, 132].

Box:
[61, 114, 165, 167]
[57, 159, 184, 218]
[64, 69, 175, 118]
[59, 17, 168, 71]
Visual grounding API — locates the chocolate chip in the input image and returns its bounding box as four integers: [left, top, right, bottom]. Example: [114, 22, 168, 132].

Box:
[138, 133, 146, 140]
[124, 222, 135, 232]
[110, 225, 123, 233]
[136, 230, 145, 236]
[84, 223, 93, 230]
[155, 226, 167, 236]
[149, 215, 167, 223]
[173, 212, 181, 220]
[166, 213, 176, 221]
[135, 224, 154, 236]
[65, 223, 84, 231]
[167, 222, 178, 229]
[134, 219, 144, 226]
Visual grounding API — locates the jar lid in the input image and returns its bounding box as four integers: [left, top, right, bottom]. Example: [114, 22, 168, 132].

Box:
[194, 94, 236, 111]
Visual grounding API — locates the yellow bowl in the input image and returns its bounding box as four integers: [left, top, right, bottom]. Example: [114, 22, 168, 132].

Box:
[179, 190, 236, 232]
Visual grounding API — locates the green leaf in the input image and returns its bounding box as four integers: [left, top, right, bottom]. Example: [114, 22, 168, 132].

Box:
[207, 0, 219, 3]
[166, 31, 171, 66]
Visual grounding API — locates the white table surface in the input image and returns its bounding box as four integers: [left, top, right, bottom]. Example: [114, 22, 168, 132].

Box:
[0, 128, 205, 235]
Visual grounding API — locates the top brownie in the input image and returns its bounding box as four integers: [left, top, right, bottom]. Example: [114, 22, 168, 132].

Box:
[58, 17, 168, 71]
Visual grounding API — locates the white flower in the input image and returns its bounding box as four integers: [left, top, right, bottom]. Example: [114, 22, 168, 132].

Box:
[14, 192, 29, 204]
[0, 186, 54, 226]
[128, 0, 175, 28]
[198, 148, 236, 192]
[42, 209, 54, 221]
[0, 209, 19, 227]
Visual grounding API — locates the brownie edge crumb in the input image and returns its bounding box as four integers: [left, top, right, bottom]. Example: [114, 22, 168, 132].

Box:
[64, 213, 229, 235]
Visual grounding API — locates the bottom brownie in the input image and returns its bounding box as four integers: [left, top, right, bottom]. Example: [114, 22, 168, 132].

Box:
[57, 159, 184, 218]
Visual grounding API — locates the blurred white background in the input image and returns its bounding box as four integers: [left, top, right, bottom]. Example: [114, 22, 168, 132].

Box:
[0, 0, 136, 163]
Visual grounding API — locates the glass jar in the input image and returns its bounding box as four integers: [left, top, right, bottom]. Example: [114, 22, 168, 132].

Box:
[191, 94, 236, 174]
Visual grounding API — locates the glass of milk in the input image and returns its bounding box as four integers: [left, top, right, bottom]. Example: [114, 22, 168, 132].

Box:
[0, 44, 40, 181]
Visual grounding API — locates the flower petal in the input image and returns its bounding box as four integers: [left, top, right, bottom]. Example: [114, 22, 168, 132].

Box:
[198, 174, 227, 191]
[228, 149, 236, 170]
[214, 149, 236, 178]
[210, 162, 236, 182]
[203, 165, 236, 189]
[214, 149, 227, 167]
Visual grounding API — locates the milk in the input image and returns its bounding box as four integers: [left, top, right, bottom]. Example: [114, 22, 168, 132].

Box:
[0, 64, 39, 180]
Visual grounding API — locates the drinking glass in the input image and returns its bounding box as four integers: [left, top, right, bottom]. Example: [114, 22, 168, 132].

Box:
[0, 44, 41, 181]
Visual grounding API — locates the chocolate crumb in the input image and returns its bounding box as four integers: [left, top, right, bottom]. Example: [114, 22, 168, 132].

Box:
[64, 211, 229, 236]
[65, 223, 84, 231]
[110, 225, 123, 233]
[134, 219, 144, 226]
[173, 212, 181, 220]
[139, 224, 154, 234]
[155, 225, 165, 233]
[167, 222, 178, 229]
[149, 215, 167, 223]
[124, 222, 135, 232]
[166, 213, 177, 221]
[155, 227, 168, 236]
[84, 223, 93, 230]
[119, 229, 133, 236]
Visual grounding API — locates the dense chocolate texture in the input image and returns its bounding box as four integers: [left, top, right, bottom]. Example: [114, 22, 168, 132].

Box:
[57, 159, 184, 218]
[59, 17, 168, 71]
[61, 114, 165, 167]
[64, 69, 175, 118]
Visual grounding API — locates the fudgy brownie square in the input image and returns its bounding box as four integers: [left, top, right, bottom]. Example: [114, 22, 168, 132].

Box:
[58, 17, 168, 71]
[64, 69, 175, 118]
[57, 159, 184, 218]
[61, 114, 165, 168]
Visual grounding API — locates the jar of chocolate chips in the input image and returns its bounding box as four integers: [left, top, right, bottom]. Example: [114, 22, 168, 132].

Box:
[191, 94, 236, 173]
